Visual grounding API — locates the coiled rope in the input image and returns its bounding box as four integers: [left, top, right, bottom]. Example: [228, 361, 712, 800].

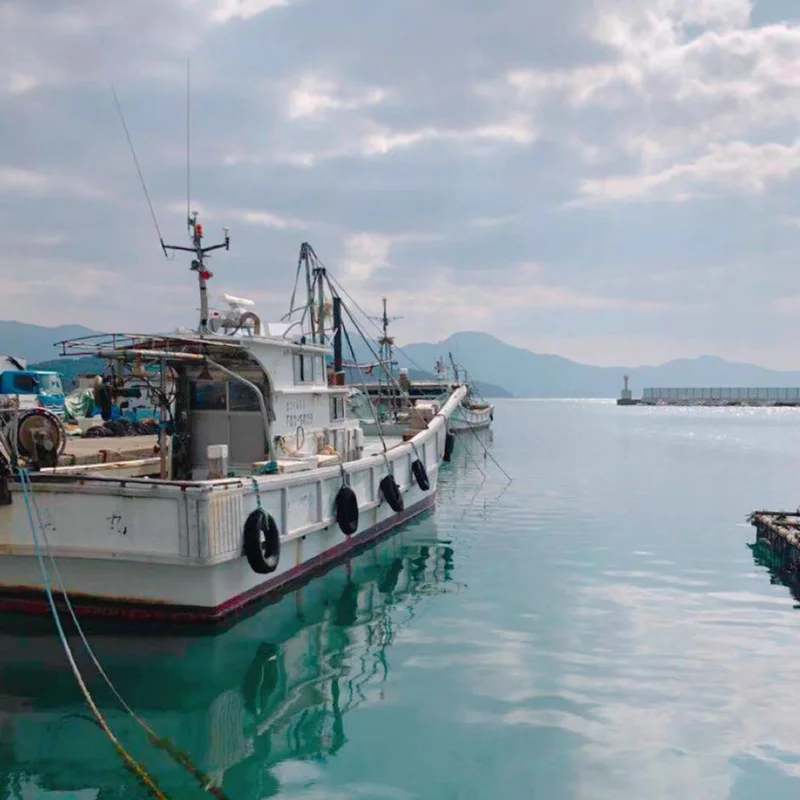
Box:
[17, 469, 230, 799]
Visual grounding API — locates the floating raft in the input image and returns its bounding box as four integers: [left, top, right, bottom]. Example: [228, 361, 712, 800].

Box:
[748, 511, 800, 570]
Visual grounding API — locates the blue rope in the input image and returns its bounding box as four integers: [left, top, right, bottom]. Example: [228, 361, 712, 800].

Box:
[18, 470, 228, 798]
[251, 475, 263, 508]
[16, 468, 170, 798]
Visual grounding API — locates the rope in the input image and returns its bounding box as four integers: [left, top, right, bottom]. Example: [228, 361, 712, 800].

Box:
[453, 418, 513, 484]
[329, 283, 431, 433]
[325, 271, 430, 377]
[19, 469, 230, 799]
[251, 475, 262, 508]
[340, 318, 389, 452]
[17, 469, 169, 799]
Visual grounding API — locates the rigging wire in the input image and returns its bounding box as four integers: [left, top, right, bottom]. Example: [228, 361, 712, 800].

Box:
[324, 270, 431, 377]
[111, 85, 165, 250]
[452, 416, 513, 484]
[282, 241, 513, 480]
[327, 279, 433, 432]
[340, 320, 389, 452]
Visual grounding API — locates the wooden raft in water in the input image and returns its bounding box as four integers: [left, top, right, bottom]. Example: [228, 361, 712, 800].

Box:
[748, 511, 800, 570]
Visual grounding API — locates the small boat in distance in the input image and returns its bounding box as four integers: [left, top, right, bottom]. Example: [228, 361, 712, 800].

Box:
[0, 216, 465, 624]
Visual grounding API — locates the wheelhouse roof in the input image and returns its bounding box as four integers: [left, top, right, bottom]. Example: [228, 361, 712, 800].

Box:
[55, 331, 331, 365]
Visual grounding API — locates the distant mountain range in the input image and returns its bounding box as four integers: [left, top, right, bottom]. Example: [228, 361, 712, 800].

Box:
[4, 320, 800, 398]
[396, 331, 800, 398]
[0, 321, 97, 365]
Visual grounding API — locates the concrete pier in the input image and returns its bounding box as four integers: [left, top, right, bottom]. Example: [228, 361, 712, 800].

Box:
[617, 382, 800, 407]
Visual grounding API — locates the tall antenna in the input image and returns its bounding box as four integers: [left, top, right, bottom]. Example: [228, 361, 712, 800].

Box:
[166, 63, 231, 336]
[113, 77, 230, 336]
[186, 59, 191, 221]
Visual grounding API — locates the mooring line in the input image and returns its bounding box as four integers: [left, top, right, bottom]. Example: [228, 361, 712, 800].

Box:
[18, 469, 170, 799]
[454, 415, 513, 485]
[18, 469, 230, 799]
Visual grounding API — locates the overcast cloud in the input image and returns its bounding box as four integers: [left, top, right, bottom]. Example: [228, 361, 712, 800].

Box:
[1, 0, 800, 367]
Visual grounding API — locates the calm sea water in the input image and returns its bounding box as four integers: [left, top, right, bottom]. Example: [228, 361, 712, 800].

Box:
[3, 399, 800, 799]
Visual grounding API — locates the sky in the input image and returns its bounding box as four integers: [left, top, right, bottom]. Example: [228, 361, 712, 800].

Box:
[2, 0, 800, 368]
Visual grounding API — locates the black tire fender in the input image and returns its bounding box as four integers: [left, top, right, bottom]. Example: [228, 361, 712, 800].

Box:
[411, 459, 430, 491]
[443, 432, 455, 462]
[243, 508, 281, 574]
[379, 474, 404, 513]
[335, 485, 359, 536]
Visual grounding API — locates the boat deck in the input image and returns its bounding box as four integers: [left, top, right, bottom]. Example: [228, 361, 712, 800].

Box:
[55, 432, 405, 471]
[362, 434, 404, 457]
[61, 435, 160, 465]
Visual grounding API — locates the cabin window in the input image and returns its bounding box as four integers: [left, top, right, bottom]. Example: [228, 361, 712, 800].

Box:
[189, 380, 227, 410]
[293, 353, 314, 383]
[330, 395, 345, 420]
[229, 381, 262, 412]
[11, 374, 38, 393]
[38, 374, 63, 394]
[316, 357, 325, 381]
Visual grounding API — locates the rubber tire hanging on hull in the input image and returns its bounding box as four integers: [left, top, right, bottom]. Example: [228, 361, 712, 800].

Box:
[243, 508, 281, 574]
[379, 475, 404, 513]
[335, 485, 359, 535]
[411, 459, 430, 491]
[443, 432, 456, 462]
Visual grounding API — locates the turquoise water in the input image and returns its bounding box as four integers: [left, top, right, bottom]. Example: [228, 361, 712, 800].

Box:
[3, 399, 800, 799]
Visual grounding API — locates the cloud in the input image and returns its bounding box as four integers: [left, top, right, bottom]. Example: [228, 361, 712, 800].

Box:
[2, 0, 800, 367]
[572, 140, 800, 204]
[0, 165, 109, 199]
[208, 0, 290, 23]
[485, 1, 800, 206]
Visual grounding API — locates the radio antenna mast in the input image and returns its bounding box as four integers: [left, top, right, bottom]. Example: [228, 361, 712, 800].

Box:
[163, 65, 230, 334]
[186, 59, 191, 221]
[163, 215, 230, 336]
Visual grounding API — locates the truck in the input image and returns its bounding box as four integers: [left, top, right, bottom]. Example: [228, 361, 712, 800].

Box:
[0, 355, 66, 417]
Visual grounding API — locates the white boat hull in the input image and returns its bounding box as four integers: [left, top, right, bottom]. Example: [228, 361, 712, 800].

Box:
[0, 388, 465, 623]
[449, 402, 494, 431]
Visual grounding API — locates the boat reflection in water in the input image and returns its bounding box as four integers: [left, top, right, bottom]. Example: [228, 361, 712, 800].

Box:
[0, 523, 459, 798]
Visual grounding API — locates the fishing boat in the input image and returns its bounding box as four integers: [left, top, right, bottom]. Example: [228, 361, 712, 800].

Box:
[0, 216, 464, 624]
[347, 299, 494, 434]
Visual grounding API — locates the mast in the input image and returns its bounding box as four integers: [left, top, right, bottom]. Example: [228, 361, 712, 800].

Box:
[162, 212, 230, 335]
[369, 297, 402, 398]
[315, 259, 326, 346]
[297, 241, 328, 344]
[332, 296, 344, 385]
[448, 352, 459, 383]
[299, 242, 315, 341]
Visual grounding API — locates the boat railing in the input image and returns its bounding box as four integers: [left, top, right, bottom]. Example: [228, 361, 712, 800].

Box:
[54, 333, 246, 359]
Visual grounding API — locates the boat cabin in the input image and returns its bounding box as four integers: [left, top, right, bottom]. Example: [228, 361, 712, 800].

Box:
[58, 326, 363, 481]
